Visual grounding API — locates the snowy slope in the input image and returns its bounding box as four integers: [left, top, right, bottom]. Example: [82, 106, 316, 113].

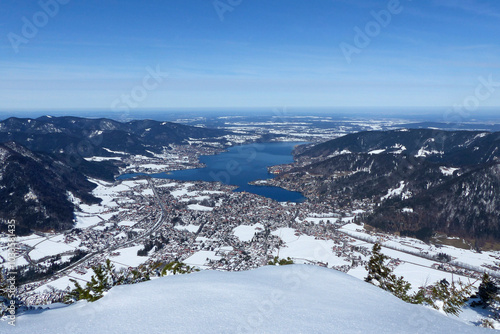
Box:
[5, 265, 490, 334]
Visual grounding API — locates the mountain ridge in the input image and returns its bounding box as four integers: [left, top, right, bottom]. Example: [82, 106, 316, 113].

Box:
[281, 129, 500, 244]
[0, 142, 106, 235]
[0, 116, 230, 157]
[298, 129, 500, 166]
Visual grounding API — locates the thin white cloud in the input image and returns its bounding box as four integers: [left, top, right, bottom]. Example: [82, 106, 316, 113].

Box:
[432, 0, 500, 18]
[449, 44, 499, 51]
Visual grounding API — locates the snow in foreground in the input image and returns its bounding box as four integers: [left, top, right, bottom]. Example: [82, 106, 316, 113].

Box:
[5, 265, 491, 334]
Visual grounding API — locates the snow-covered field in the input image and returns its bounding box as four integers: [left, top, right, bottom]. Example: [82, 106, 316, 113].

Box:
[233, 223, 264, 242]
[4, 265, 489, 333]
[33, 271, 95, 293]
[271, 219, 500, 302]
[28, 239, 76, 261]
[187, 203, 213, 211]
[109, 245, 146, 269]
[272, 228, 348, 266]
[340, 222, 500, 276]
[184, 250, 221, 268]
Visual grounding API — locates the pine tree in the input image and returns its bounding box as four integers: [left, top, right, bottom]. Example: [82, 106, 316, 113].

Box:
[365, 245, 413, 301]
[365, 243, 392, 289]
[478, 273, 498, 307]
[67, 259, 198, 303]
[104, 259, 117, 286]
[67, 260, 115, 302]
[267, 256, 294, 266]
[0, 271, 10, 317]
[364, 243, 472, 315]
[429, 279, 472, 316]
[66, 279, 90, 302]
[161, 261, 199, 276]
[387, 275, 412, 302]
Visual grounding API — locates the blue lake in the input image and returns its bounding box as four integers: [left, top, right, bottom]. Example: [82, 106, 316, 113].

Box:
[119, 142, 307, 203]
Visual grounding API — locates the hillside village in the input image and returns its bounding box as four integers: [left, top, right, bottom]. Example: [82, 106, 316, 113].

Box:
[4, 170, 500, 308]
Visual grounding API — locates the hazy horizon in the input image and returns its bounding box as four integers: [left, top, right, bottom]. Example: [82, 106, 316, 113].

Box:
[2, 0, 500, 111]
[1, 107, 499, 124]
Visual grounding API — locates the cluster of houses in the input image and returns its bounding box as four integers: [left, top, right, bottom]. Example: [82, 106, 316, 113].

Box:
[9, 164, 500, 306]
[120, 144, 224, 175]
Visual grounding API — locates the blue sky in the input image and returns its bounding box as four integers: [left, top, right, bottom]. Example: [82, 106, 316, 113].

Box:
[0, 0, 499, 111]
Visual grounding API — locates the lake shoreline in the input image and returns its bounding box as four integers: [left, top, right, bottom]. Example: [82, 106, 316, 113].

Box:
[118, 142, 308, 203]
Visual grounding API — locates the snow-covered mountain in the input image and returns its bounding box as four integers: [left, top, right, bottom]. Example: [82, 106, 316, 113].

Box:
[281, 129, 500, 243]
[298, 129, 500, 165]
[4, 265, 489, 333]
[0, 116, 229, 156]
[0, 142, 107, 235]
